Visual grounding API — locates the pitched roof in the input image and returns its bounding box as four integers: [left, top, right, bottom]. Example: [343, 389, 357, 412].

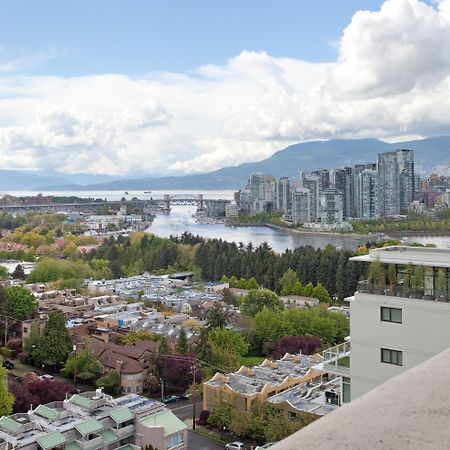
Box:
[0, 416, 22, 434]
[36, 431, 67, 449]
[75, 418, 103, 435]
[140, 409, 187, 437]
[69, 394, 95, 409]
[101, 429, 118, 445]
[109, 407, 135, 423]
[35, 405, 59, 421]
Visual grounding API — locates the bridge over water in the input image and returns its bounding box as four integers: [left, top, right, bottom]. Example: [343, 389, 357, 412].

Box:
[0, 193, 231, 215]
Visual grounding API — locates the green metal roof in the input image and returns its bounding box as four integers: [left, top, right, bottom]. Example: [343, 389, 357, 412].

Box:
[109, 407, 135, 423]
[140, 409, 186, 437]
[66, 442, 82, 450]
[75, 418, 103, 435]
[101, 429, 118, 445]
[35, 405, 59, 421]
[0, 416, 22, 434]
[69, 394, 95, 409]
[116, 445, 134, 450]
[36, 431, 67, 450]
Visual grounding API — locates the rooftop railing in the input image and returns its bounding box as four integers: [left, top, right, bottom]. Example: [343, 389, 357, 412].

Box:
[322, 341, 351, 377]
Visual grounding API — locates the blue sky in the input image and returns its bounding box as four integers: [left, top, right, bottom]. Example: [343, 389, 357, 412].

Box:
[0, 1, 384, 76]
[0, 0, 448, 176]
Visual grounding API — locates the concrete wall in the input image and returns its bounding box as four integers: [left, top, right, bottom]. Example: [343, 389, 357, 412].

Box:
[350, 292, 450, 399]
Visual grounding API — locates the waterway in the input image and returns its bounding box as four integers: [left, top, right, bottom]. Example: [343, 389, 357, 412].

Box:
[5, 189, 450, 253]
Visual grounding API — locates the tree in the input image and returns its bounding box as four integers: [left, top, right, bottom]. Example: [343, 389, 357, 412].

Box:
[23, 324, 41, 358]
[312, 283, 332, 303]
[33, 313, 72, 366]
[96, 371, 121, 395]
[207, 397, 233, 434]
[208, 328, 248, 356]
[271, 336, 322, 359]
[176, 328, 189, 356]
[0, 366, 14, 416]
[279, 269, 299, 294]
[4, 286, 37, 320]
[302, 282, 314, 297]
[162, 357, 195, 389]
[205, 303, 230, 329]
[28, 379, 72, 403]
[241, 289, 284, 317]
[8, 378, 38, 413]
[0, 266, 8, 280]
[61, 347, 102, 383]
[11, 264, 26, 280]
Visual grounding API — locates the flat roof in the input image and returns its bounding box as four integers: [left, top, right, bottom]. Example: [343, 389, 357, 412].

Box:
[350, 246, 450, 268]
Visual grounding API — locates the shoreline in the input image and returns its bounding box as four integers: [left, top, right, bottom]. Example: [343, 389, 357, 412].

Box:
[265, 224, 369, 239]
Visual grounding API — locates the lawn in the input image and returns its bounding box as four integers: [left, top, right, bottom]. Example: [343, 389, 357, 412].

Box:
[240, 356, 266, 367]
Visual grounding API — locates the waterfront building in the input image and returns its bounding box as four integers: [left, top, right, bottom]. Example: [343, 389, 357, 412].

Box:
[0, 391, 187, 450]
[301, 174, 322, 222]
[357, 168, 378, 219]
[225, 202, 239, 217]
[319, 188, 343, 225]
[352, 163, 377, 218]
[275, 177, 291, 214]
[291, 188, 311, 225]
[377, 149, 414, 216]
[333, 167, 353, 218]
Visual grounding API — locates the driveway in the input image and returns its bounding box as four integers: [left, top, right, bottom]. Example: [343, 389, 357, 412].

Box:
[187, 431, 225, 450]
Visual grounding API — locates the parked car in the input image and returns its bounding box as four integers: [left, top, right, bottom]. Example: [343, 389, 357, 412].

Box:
[225, 442, 246, 450]
[162, 395, 179, 403]
[2, 361, 14, 370]
[39, 374, 54, 381]
[180, 390, 192, 400]
[71, 387, 81, 395]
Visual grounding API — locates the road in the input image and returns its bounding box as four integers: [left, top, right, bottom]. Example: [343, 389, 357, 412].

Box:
[167, 399, 202, 421]
[187, 431, 225, 450]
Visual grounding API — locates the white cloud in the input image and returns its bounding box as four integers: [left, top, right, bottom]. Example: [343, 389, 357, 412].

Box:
[1, 0, 450, 176]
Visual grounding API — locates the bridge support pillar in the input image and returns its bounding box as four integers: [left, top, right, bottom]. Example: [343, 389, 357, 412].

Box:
[163, 194, 171, 212]
[197, 194, 204, 212]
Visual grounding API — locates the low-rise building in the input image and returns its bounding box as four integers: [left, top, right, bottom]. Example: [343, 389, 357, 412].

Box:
[0, 391, 187, 450]
[203, 353, 324, 413]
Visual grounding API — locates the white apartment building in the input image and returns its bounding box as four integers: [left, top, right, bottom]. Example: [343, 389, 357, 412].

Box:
[346, 246, 450, 400]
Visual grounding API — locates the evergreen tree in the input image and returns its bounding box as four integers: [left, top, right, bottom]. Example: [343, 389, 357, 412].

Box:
[11, 264, 26, 280]
[34, 313, 72, 366]
[176, 328, 189, 356]
[312, 283, 332, 303]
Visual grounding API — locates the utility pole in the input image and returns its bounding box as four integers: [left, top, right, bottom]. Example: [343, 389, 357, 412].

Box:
[3, 317, 7, 347]
[160, 378, 164, 401]
[191, 361, 199, 430]
[73, 345, 77, 387]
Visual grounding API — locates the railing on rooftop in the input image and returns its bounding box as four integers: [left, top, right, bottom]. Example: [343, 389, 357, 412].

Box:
[357, 280, 450, 302]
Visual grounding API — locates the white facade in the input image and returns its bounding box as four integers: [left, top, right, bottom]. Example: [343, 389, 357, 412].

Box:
[348, 246, 450, 400]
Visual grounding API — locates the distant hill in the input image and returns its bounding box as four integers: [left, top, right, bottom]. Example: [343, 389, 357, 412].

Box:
[2, 136, 449, 192]
[45, 136, 450, 191]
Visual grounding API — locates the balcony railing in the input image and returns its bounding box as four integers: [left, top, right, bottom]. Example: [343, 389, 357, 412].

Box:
[357, 281, 450, 302]
[322, 341, 351, 376]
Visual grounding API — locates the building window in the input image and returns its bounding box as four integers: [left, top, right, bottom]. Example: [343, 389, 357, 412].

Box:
[380, 307, 402, 323]
[166, 432, 184, 449]
[381, 348, 403, 366]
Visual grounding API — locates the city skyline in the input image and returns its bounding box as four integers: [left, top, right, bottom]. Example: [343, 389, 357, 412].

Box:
[1, 0, 449, 177]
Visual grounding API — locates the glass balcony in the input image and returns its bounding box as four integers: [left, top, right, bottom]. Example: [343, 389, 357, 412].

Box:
[322, 341, 351, 377]
[357, 280, 450, 302]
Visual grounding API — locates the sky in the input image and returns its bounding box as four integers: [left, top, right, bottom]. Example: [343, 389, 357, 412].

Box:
[0, 0, 449, 177]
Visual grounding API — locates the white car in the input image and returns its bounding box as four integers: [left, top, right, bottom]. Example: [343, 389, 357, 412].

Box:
[225, 443, 245, 450]
[39, 374, 54, 381]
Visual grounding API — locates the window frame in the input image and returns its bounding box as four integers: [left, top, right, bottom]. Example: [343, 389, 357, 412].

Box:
[380, 306, 402, 324]
[381, 348, 403, 366]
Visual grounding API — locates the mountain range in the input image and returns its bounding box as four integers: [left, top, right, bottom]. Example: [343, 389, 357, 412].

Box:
[1, 136, 449, 192]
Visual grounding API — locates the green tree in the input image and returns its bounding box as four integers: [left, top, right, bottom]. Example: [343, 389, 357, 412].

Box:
[279, 268, 299, 294]
[11, 264, 26, 280]
[4, 286, 37, 320]
[0, 366, 14, 416]
[290, 281, 304, 296]
[23, 324, 41, 358]
[206, 303, 230, 329]
[312, 283, 332, 303]
[208, 328, 248, 356]
[96, 370, 121, 395]
[241, 289, 284, 317]
[61, 347, 102, 383]
[176, 328, 189, 356]
[33, 313, 72, 366]
[0, 266, 8, 280]
[302, 282, 314, 297]
[207, 397, 233, 433]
